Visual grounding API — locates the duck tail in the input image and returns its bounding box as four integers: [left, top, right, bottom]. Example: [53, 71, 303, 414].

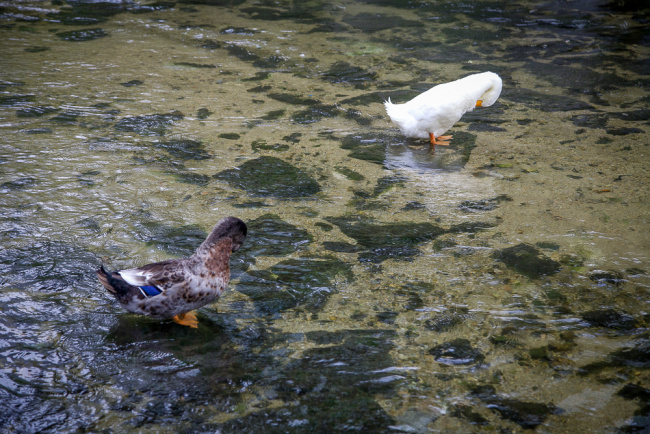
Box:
[384, 98, 414, 131]
[97, 266, 141, 301]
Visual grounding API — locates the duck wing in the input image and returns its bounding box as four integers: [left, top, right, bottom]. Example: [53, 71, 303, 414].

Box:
[118, 259, 186, 294]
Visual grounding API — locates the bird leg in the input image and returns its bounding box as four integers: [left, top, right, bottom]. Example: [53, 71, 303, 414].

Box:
[429, 132, 452, 147]
[476, 100, 483, 107]
[172, 311, 199, 328]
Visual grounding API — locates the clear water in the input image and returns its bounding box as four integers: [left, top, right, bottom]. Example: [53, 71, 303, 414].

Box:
[1, 0, 649, 431]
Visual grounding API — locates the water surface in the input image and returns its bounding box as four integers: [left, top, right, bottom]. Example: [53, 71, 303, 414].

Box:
[1, 0, 649, 431]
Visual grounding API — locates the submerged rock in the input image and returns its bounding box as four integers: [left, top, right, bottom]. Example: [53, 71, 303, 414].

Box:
[215, 329, 398, 432]
[16, 105, 58, 117]
[580, 333, 650, 374]
[340, 132, 386, 164]
[492, 243, 561, 277]
[459, 195, 512, 212]
[0, 94, 35, 107]
[134, 221, 208, 257]
[154, 139, 211, 160]
[326, 216, 490, 263]
[236, 256, 353, 314]
[343, 12, 423, 33]
[588, 269, 626, 286]
[582, 308, 636, 330]
[115, 111, 183, 136]
[451, 405, 489, 426]
[171, 172, 211, 186]
[321, 61, 377, 84]
[326, 216, 447, 250]
[429, 338, 484, 365]
[507, 88, 594, 112]
[468, 384, 560, 429]
[486, 397, 559, 429]
[120, 79, 143, 87]
[251, 139, 289, 152]
[424, 307, 469, 332]
[617, 383, 650, 431]
[56, 28, 108, 42]
[291, 104, 344, 124]
[267, 92, 320, 106]
[1, 177, 36, 191]
[214, 156, 321, 198]
[241, 213, 313, 257]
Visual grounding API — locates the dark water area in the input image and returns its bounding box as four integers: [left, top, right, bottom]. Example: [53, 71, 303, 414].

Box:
[1, 0, 649, 432]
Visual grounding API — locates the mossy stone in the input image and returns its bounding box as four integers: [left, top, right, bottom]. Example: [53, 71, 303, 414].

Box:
[134, 222, 208, 257]
[155, 139, 211, 160]
[492, 243, 561, 277]
[429, 338, 484, 365]
[56, 28, 108, 42]
[326, 216, 446, 249]
[239, 213, 313, 257]
[291, 104, 344, 124]
[343, 12, 423, 33]
[214, 156, 321, 198]
[459, 195, 512, 212]
[235, 257, 353, 314]
[321, 61, 377, 84]
[16, 106, 58, 117]
[340, 133, 386, 164]
[582, 309, 636, 330]
[115, 111, 183, 136]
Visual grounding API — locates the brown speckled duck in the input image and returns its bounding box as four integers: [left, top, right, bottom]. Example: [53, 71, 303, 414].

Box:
[97, 216, 247, 328]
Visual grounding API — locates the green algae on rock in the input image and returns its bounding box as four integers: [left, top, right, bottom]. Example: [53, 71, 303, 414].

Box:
[154, 139, 212, 161]
[240, 213, 313, 258]
[235, 257, 353, 315]
[340, 133, 386, 164]
[56, 28, 108, 42]
[429, 338, 484, 366]
[115, 111, 183, 136]
[214, 156, 321, 198]
[492, 243, 562, 277]
[16, 106, 58, 117]
[134, 221, 208, 257]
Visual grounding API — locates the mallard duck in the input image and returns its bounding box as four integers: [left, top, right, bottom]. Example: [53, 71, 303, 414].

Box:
[97, 216, 247, 328]
[385, 72, 502, 147]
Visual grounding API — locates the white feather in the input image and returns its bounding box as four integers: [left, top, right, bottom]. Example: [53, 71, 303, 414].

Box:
[385, 72, 502, 140]
[118, 268, 154, 287]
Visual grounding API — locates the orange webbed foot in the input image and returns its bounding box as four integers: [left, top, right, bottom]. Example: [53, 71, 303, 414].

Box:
[172, 311, 198, 328]
[429, 133, 452, 147]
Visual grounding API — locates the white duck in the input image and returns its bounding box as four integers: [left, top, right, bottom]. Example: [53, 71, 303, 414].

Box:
[384, 72, 502, 146]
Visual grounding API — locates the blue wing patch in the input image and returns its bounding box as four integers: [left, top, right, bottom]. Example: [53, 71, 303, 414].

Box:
[139, 285, 162, 297]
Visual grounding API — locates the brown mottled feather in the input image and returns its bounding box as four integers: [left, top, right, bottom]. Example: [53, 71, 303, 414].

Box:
[96, 217, 247, 321]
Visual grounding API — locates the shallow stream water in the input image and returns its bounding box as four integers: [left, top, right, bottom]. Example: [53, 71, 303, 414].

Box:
[1, 0, 649, 432]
